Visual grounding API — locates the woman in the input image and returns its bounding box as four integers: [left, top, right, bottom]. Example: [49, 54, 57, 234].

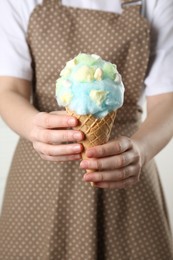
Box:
[0, 0, 173, 259]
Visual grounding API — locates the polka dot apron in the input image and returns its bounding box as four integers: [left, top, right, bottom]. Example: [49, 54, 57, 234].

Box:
[0, 0, 173, 259]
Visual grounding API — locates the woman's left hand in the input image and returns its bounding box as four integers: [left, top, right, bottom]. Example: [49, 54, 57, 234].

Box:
[80, 136, 144, 189]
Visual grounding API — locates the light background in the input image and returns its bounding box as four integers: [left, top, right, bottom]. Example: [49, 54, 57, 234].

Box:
[0, 116, 173, 234]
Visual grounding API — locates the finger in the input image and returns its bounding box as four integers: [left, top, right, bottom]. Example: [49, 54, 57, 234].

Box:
[33, 112, 79, 129]
[33, 142, 83, 156]
[40, 153, 81, 162]
[83, 165, 138, 182]
[92, 177, 139, 189]
[80, 150, 140, 170]
[32, 129, 84, 144]
[86, 136, 132, 158]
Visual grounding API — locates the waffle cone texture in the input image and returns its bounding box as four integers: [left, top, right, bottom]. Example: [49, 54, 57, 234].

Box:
[66, 107, 117, 159]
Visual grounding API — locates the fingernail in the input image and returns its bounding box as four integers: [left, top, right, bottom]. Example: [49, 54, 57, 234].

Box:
[73, 145, 81, 152]
[83, 174, 92, 181]
[73, 132, 82, 141]
[86, 149, 94, 157]
[68, 118, 76, 126]
[80, 160, 88, 168]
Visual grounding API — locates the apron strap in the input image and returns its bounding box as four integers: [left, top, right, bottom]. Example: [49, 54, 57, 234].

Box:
[121, 0, 143, 13]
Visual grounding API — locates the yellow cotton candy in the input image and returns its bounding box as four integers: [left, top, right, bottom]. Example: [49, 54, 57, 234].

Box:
[61, 93, 73, 105]
[73, 66, 95, 82]
[66, 58, 77, 69]
[60, 67, 71, 78]
[90, 90, 108, 106]
[94, 68, 103, 81]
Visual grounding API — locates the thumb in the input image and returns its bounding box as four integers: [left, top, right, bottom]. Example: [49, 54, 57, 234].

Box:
[49, 110, 68, 116]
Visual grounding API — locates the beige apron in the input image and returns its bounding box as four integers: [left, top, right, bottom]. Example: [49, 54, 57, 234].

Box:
[0, 0, 173, 259]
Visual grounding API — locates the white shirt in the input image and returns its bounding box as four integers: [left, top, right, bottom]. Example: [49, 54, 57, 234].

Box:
[0, 0, 173, 96]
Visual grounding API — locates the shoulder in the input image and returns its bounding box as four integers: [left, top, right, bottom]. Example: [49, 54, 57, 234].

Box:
[0, 0, 43, 9]
[0, 0, 43, 80]
[0, 0, 43, 33]
[144, 0, 173, 22]
[0, 0, 42, 13]
[144, 0, 173, 96]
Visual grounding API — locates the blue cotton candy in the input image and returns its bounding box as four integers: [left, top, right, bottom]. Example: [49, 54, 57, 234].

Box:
[56, 53, 124, 118]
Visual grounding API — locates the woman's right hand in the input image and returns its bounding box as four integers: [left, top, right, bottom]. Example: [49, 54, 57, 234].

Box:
[30, 111, 84, 162]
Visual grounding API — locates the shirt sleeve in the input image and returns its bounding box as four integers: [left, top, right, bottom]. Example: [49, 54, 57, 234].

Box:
[0, 0, 33, 81]
[144, 0, 173, 96]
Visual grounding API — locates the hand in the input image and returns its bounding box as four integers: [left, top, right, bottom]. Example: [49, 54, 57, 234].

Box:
[80, 136, 143, 189]
[30, 111, 84, 161]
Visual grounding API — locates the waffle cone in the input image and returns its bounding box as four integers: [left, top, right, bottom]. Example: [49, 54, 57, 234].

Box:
[66, 107, 117, 159]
